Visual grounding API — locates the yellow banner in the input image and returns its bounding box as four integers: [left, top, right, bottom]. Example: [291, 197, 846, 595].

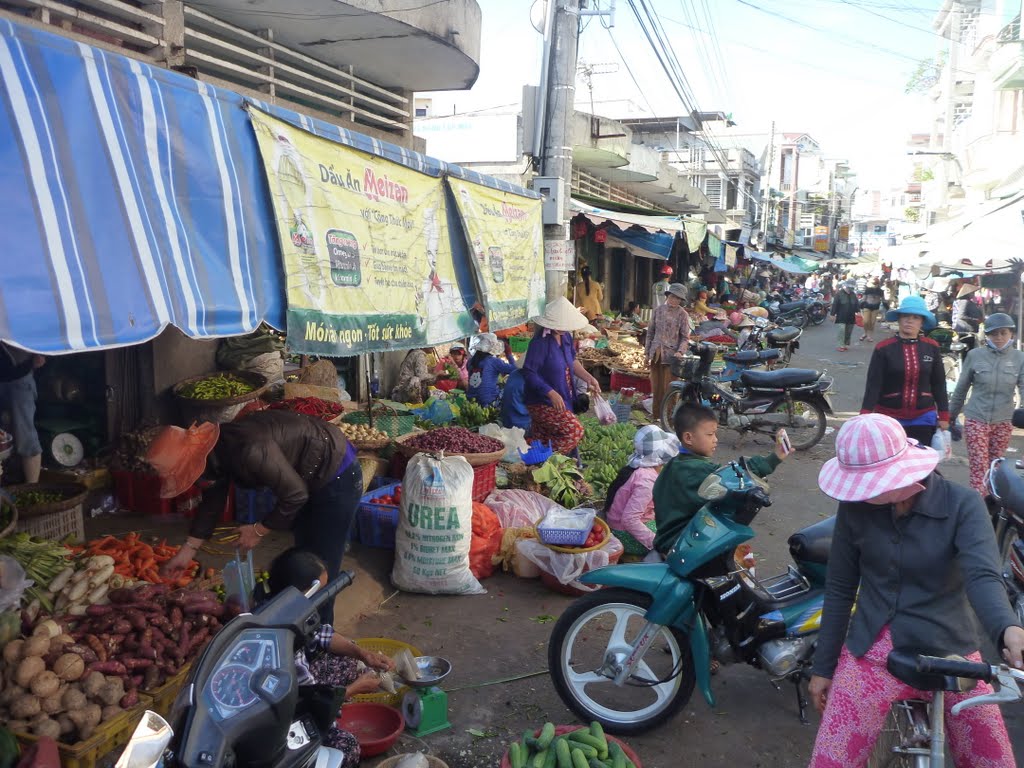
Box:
[248, 108, 474, 355]
[448, 178, 546, 331]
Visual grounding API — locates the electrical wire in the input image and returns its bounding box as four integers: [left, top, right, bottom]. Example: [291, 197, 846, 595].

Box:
[732, 0, 923, 62]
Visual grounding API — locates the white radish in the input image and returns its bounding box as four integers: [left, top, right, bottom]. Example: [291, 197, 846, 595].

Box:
[47, 567, 74, 594]
[87, 564, 114, 586]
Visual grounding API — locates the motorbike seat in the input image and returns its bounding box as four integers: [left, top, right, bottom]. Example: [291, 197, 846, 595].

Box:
[992, 459, 1024, 512]
[787, 516, 835, 565]
[767, 326, 801, 343]
[778, 301, 806, 313]
[723, 349, 761, 364]
[886, 650, 980, 693]
[740, 368, 820, 389]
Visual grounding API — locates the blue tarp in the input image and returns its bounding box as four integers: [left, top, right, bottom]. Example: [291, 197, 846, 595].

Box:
[0, 18, 536, 354]
[745, 249, 813, 274]
[605, 225, 673, 260]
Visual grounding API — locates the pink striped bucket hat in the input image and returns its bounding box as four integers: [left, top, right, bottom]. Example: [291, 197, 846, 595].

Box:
[818, 414, 940, 502]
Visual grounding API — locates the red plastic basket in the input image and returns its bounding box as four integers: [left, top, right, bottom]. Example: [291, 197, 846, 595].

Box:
[610, 371, 652, 395]
[472, 462, 497, 502]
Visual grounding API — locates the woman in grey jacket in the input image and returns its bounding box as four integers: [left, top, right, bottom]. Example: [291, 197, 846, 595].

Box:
[949, 312, 1024, 495]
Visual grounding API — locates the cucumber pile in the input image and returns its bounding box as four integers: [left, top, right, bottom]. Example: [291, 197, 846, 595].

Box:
[506, 721, 637, 768]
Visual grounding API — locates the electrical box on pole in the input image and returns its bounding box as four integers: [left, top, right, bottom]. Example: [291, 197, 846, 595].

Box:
[530, 177, 563, 225]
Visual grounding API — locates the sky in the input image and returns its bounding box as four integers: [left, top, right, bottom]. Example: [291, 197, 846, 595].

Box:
[420, 0, 971, 191]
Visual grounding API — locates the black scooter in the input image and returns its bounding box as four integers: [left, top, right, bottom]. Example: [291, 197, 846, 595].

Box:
[660, 343, 834, 451]
[155, 572, 356, 767]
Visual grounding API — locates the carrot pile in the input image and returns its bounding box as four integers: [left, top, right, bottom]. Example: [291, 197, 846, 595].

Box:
[68, 533, 199, 587]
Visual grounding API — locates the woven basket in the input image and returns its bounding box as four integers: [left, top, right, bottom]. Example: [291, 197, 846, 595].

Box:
[172, 370, 269, 407]
[343, 403, 416, 438]
[378, 757, 449, 768]
[8, 482, 88, 515]
[351, 638, 423, 707]
[393, 433, 506, 467]
[0, 490, 17, 539]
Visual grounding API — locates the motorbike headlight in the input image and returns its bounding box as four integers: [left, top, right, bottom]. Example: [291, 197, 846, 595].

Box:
[698, 474, 728, 501]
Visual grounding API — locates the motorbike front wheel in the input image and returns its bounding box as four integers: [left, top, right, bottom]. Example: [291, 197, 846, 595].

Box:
[754, 397, 826, 450]
[548, 588, 696, 735]
[808, 304, 828, 326]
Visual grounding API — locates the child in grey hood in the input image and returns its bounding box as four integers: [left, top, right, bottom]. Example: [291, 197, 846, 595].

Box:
[949, 312, 1024, 495]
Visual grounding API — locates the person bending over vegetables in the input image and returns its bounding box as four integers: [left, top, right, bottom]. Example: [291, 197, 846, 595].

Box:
[148, 411, 361, 625]
[264, 549, 396, 768]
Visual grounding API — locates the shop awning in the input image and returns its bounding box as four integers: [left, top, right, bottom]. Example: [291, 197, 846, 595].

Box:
[745, 249, 812, 274]
[0, 18, 537, 355]
[603, 226, 674, 261]
[570, 198, 688, 235]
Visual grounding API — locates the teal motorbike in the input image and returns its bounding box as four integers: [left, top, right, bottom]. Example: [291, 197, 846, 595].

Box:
[547, 460, 835, 734]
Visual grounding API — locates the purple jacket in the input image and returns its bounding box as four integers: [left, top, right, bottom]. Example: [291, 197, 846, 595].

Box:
[522, 333, 576, 409]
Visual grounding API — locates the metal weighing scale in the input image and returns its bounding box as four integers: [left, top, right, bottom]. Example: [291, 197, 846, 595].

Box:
[399, 656, 452, 738]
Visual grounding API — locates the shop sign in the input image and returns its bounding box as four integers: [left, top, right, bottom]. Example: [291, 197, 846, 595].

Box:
[813, 225, 830, 253]
[544, 239, 575, 272]
[249, 108, 474, 355]
[448, 178, 546, 332]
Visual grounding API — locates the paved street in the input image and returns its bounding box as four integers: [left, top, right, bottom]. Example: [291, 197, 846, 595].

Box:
[353, 320, 1024, 768]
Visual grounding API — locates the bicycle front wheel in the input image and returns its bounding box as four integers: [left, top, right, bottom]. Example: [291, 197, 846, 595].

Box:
[866, 700, 930, 768]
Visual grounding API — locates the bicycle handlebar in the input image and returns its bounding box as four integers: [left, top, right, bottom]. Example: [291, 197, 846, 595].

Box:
[917, 655, 994, 683]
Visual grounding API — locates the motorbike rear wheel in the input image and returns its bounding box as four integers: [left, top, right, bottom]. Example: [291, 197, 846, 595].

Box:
[808, 304, 828, 326]
[548, 588, 696, 735]
[754, 397, 826, 450]
[660, 386, 698, 432]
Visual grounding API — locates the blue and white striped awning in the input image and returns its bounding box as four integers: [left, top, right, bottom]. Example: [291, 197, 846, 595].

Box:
[0, 17, 537, 354]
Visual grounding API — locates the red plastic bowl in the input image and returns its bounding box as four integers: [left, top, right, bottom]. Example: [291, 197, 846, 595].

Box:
[336, 702, 405, 757]
[500, 725, 643, 768]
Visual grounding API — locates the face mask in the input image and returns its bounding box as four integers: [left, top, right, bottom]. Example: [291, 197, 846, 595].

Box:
[865, 482, 925, 506]
[986, 336, 1014, 351]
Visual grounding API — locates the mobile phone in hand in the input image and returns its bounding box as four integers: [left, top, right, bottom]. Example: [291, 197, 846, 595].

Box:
[777, 429, 793, 456]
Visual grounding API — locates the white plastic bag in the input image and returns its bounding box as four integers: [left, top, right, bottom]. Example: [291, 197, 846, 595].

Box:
[517, 536, 624, 591]
[594, 394, 617, 425]
[0, 555, 32, 613]
[931, 428, 952, 462]
[484, 489, 563, 528]
[391, 453, 485, 595]
[479, 423, 530, 463]
[538, 507, 596, 535]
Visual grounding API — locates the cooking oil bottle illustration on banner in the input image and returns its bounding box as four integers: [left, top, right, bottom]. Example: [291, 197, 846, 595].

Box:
[326, 230, 361, 287]
[419, 204, 464, 342]
[273, 131, 325, 305]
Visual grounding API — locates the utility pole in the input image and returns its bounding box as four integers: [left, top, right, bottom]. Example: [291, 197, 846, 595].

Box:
[760, 120, 775, 240]
[540, 0, 582, 303]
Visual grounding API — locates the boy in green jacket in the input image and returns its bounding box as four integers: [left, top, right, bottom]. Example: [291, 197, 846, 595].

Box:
[653, 404, 789, 554]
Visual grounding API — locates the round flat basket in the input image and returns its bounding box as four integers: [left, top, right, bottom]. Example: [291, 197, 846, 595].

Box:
[352, 638, 422, 707]
[350, 436, 391, 451]
[0, 491, 17, 539]
[393, 433, 506, 467]
[172, 370, 269, 407]
[7, 482, 88, 516]
[378, 756, 449, 768]
[535, 516, 611, 554]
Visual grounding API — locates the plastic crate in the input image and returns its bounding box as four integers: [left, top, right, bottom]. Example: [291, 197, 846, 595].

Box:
[472, 462, 498, 502]
[509, 335, 532, 353]
[358, 482, 401, 549]
[610, 371, 652, 395]
[146, 663, 192, 715]
[519, 440, 554, 465]
[537, 525, 589, 547]
[235, 485, 276, 524]
[17, 503, 84, 541]
[14, 697, 150, 768]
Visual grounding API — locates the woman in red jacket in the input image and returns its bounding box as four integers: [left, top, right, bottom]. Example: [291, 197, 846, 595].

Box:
[860, 295, 949, 446]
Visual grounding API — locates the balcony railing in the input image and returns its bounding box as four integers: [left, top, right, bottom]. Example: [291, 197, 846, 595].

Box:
[0, 0, 412, 134]
[992, 16, 1024, 90]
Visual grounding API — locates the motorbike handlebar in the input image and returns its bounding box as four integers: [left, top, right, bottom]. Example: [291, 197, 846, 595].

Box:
[917, 655, 994, 682]
[310, 571, 355, 611]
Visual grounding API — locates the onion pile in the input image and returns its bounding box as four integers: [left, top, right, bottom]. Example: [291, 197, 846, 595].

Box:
[405, 427, 503, 454]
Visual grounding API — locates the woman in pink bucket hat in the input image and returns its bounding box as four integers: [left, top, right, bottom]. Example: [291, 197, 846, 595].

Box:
[807, 413, 1024, 767]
